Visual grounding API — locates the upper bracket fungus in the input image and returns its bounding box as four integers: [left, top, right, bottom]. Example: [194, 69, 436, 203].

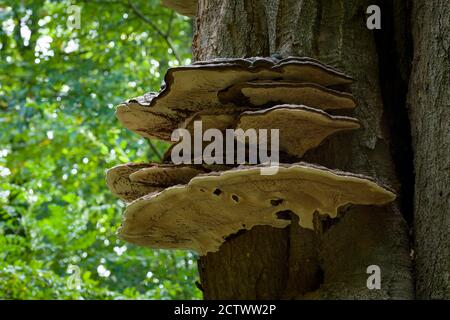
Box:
[237, 105, 361, 157]
[107, 55, 396, 258]
[177, 104, 361, 159]
[118, 163, 396, 255]
[116, 57, 354, 140]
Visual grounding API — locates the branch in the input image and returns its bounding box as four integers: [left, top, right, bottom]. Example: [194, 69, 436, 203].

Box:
[166, 10, 175, 37]
[146, 139, 163, 161]
[127, 0, 181, 64]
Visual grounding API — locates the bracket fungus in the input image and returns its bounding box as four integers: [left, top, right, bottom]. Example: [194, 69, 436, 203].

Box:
[106, 163, 206, 202]
[116, 56, 353, 140]
[237, 105, 361, 157]
[107, 55, 396, 258]
[118, 163, 396, 255]
[218, 80, 356, 109]
[177, 104, 361, 158]
[180, 107, 245, 133]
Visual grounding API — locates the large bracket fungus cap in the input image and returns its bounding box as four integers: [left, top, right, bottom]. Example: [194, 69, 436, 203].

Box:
[106, 163, 206, 202]
[118, 163, 396, 255]
[116, 56, 354, 140]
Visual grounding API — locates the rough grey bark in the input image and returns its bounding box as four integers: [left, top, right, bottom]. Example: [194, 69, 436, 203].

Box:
[408, 0, 450, 299]
[194, 0, 414, 299]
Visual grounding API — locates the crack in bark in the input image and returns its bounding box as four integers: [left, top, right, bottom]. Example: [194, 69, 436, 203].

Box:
[373, 0, 414, 225]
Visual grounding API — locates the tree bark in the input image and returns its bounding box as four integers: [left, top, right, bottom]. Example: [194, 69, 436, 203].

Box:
[194, 0, 414, 299]
[408, 0, 450, 299]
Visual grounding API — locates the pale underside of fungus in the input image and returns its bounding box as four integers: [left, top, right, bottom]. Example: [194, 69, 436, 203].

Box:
[161, 0, 197, 17]
[116, 57, 354, 140]
[118, 163, 396, 255]
[106, 163, 206, 202]
[178, 104, 361, 158]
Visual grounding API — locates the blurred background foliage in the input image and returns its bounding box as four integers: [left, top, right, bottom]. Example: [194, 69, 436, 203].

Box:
[0, 0, 201, 299]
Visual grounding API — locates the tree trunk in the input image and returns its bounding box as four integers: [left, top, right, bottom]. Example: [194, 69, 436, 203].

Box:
[408, 0, 450, 299]
[193, 0, 414, 299]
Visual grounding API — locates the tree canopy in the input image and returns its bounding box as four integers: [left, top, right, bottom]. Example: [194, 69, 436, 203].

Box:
[0, 0, 201, 299]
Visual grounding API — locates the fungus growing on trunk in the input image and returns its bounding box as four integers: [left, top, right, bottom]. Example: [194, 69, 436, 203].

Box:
[108, 55, 396, 261]
[175, 104, 360, 159]
[116, 57, 353, 140]
[237, 105, 361, 157]
[118, 163, 395, 255]
[218, 80, 357, 109]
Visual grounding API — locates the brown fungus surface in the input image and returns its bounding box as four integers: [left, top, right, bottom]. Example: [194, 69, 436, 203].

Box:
[237, 105, 361, 157]
[106, 163, 206, 202]
[175, 104, 360, 158]
[180, 107, 244, 133]
[218, 80, 357, 109]
[118, 163, 396, 255]
[116, 57, 353, 140]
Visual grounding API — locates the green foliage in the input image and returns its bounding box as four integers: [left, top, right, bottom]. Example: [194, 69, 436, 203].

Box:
[0, 0, 201, 299]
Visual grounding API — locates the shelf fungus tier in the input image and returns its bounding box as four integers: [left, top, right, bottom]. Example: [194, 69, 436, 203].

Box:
[178, 104, 361, 158]
[118, 163, 396, 255]
[106, 163, 207, 202]
[116, 56, 354, 140]
[218, 80, 357, 109]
